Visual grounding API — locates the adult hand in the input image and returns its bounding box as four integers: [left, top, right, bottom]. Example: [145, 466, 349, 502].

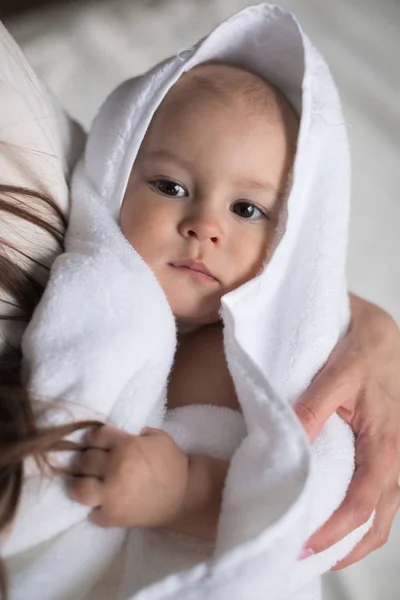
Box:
[294, 294, 400, 568]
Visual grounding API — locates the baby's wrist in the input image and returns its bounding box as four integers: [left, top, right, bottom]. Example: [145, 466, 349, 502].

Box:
[182, 454, 213, 515]
[164, 453, 229, 539]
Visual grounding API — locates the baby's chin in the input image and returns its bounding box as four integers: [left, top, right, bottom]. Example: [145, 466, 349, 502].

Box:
[173, 309, 222, 335]
[175, 318, 222, 336]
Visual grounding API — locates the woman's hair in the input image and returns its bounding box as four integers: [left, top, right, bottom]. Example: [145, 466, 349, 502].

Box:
[0, 185, 100, 598]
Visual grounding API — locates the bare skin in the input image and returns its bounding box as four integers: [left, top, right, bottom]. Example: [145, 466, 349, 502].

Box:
[297, 294, 400, 566]
[165, 323, 238, 539]
[120, 65, 297, 327]
[167, 323, 239, 412]
[69, 323, 236, 540]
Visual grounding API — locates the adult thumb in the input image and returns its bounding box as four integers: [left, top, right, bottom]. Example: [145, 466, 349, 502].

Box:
[293, 365, 351, 442]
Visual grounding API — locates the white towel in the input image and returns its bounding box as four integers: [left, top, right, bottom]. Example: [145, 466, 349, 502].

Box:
[4, 4, 373, 600]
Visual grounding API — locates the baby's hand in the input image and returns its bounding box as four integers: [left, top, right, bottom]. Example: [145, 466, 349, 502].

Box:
[68, 425, 189, 528]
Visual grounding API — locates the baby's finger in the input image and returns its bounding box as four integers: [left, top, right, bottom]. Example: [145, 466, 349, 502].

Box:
[67, 476, 103, 507]
[306, 459, 382, 553]
[331, 484, 400, 570]
[140, 427, 161, 436]
[73, 449, 108, 479]
[85, 425, 121, 450]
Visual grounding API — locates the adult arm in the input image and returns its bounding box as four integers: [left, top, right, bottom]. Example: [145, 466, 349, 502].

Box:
[294, 293, 400, 567]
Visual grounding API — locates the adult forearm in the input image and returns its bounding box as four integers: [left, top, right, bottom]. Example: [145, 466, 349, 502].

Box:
[165, 454, 229, 540]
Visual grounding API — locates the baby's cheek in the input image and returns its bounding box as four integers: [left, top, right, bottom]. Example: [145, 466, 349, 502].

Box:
[232, 234, 269, 286]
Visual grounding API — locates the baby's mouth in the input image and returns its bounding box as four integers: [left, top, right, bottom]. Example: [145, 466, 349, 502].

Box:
[169, 260, 220, 284]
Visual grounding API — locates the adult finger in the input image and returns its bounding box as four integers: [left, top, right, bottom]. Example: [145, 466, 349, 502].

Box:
[294, 357, 360, 442]
[306, 416, 400, 552]
[331, 483, 400, 570]
[67, 476, 103, 507]
[73, 449, 108, 479]
[89, 506, 115, 528]
[305, 457, 384, 553]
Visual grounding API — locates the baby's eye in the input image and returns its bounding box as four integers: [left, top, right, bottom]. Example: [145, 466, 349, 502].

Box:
[231, 201, 266, 220]
[152, 179, 187, 197]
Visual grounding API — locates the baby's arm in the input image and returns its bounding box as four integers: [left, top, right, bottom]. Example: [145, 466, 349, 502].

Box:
[68, 325, 237, 537]
[164, 324, 240, 538]
[166, 453, 229, 540]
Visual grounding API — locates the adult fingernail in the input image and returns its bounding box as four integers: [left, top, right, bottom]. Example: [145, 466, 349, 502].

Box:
[299, 547, 315, 560]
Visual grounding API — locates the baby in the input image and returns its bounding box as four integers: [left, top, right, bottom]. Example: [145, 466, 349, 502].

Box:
[68, 63, 298, 540]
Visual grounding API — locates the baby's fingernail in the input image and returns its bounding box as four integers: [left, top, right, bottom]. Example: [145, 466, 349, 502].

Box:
[299, 547, 315, 560]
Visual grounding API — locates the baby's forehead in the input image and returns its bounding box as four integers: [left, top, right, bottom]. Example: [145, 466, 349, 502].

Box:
[158, 63, 297, 127]
[144, 63, 299, 153]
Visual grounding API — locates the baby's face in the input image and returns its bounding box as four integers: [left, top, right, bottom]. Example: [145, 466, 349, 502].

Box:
[121, 68, 297, 331]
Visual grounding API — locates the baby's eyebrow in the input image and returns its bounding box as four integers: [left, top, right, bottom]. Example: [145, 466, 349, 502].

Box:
[233, 176, 279, 197]
[144, 149, 191, 170]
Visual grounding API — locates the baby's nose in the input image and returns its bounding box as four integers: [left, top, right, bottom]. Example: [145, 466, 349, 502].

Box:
[180, 205, 222, 244]
[179, 212, 222, 244]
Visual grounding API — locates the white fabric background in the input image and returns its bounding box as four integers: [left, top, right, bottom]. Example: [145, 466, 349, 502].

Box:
[5, 1, 400, 598]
